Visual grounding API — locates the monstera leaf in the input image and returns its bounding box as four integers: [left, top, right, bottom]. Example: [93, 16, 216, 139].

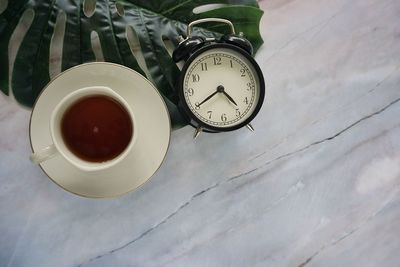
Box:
[0, 0, 263, 128]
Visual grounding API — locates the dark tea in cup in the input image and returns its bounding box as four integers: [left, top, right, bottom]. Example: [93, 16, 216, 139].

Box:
[61, 95, 133, 162]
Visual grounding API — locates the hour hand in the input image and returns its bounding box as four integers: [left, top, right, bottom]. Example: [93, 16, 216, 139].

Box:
[222, 91, 238, 106]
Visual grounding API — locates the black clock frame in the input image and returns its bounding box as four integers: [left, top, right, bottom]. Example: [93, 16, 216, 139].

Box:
[177, 42, 265, 132]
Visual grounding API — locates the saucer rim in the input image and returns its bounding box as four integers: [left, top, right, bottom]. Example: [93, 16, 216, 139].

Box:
[29, 62, 171, 198]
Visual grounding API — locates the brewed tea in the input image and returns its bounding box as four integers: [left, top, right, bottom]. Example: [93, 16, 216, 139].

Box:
[61, 95, 133, 162]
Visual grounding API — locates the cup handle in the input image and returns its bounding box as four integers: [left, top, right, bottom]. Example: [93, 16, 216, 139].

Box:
[30, 144, 58, 164]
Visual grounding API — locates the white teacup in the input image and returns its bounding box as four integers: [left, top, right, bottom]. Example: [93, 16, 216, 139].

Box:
[30, 86, 136, 172]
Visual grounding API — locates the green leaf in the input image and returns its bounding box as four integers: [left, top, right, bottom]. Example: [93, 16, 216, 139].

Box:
[0, 0, 263, 129]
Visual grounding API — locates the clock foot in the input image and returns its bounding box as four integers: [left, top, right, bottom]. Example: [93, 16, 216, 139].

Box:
[193, 127, 203, 139]
[246, 123, 254, 132]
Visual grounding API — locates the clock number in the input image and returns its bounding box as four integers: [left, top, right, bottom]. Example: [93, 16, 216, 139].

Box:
[192, 74, 200, 82]
[194, 102, 200, 110]
[221, 113, 227, 122]
[207, 110, 212, 119]
[240, 69, 246, 77]
[187, 88, 194, 96]
[201, 62, 208, 71]
[213, 57, 222, 65]
[235, 109, 241, 117]
[243, 97, 249, 105]
[246, 82, 253, 91]
[230, 60, 233, 68]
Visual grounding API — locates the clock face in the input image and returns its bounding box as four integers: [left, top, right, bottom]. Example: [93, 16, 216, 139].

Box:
[182, 46, 263, 130]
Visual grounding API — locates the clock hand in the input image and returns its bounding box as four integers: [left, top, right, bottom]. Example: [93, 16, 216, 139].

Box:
[196, 91, 218, 107]
[222, 91, 238, 106]
[196, 85, 236, 108]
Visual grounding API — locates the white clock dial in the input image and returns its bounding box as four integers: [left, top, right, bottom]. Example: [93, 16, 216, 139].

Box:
[183, 47, 260, 128]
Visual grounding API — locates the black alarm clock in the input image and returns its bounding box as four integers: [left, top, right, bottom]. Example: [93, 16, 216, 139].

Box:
[173, 18, 265, 138]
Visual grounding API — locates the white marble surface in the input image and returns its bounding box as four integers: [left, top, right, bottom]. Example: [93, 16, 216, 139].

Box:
[1, 0, 400, 266]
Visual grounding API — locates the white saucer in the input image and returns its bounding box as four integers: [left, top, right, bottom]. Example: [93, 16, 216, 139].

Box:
[29, 63, 171, 198]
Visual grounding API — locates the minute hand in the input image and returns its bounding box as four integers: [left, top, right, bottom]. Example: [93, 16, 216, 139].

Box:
[197, 91, 218, 107]
[222, 91, 238, 106]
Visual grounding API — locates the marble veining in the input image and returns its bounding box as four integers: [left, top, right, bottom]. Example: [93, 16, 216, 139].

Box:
[1, 0, 400, 266]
